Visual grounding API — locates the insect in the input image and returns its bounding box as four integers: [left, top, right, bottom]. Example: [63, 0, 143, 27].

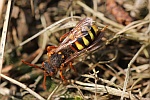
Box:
[22, 17, 107, 89]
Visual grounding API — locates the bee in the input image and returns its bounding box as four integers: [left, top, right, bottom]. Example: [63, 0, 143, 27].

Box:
[22, 17, 107, 89]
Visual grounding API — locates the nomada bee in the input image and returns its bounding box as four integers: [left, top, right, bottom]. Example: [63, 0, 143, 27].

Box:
[22, 17, 107, 89]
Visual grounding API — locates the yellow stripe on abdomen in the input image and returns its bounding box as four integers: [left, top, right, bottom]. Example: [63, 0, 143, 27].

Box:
[82, 36, 89, 46]
[75, 41, 84, 50]
[88, 31, 94, 40]
[92, 25, 99, 35]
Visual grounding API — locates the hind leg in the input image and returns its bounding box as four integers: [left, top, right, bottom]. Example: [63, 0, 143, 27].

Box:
[42, 72, 48, 90]
[69, 62, 76, 73]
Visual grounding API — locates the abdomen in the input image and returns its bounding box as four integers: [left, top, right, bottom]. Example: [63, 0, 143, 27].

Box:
[71, 24, 100, 51]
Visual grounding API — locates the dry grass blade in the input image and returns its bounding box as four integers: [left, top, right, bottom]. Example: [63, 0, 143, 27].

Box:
[82, 74, 122, 89]
[76, 0, 124, 29]
[30, 0, 34, 16]
[31, 15, 48, 64]
[19, 16, 81, 47]
[0, 0, 12, 81]
[106, 20, 150, 45]
[0, 73, 45, 100]
[69, 80, 129, 98]
[47, 82, 62, 100]
[0, 0, 5, 19]
[121, 44, 149, 100]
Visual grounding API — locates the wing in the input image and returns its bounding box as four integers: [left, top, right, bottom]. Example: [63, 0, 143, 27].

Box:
[64, 31, 105, 64]
[55, 17, 93, 52]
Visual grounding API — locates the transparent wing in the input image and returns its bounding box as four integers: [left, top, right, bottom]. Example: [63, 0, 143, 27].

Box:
[64, 31, 105, 64]
[55, 17, 93, 52]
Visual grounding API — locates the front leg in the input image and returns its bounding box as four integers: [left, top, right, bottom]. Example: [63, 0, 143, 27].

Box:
[47, 46, 57, 52]
[42, 72, 48, 90]
[47, 46, 57, 57]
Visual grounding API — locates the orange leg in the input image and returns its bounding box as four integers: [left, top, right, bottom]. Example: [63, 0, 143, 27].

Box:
[47, 46, 57, 52]
[22, 60, 44, 70]
[60, 32, 69, 42]
[59, 70, 68, 84]
[101, 25, 108, 32]
[69, 62, 76, 72]
[59, 70, 65, 81]
[47, 46, 57, 57]
[42, 72, 48, 90]
[22, 60, 48, 89]
[59, 63, 67, 82]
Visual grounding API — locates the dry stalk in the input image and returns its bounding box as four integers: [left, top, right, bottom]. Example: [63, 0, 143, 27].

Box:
[68, 80, 129, 98]
[0, 73, 45, 100]
[47, 82, 62, 100]
[82, 74, 122, 89]
[0, 0, 5, 19]
[31, 15, 48, 64]
[106, 20, 150, 45]
[18, 16, 81, 47]
[0, 0, 12, 81]
[77, 0, 150, 43]
[71, 83, 85, 99]
[121, 44, 149, 100]
[76, 0, 124, 29]
[110, 64, 150, 84]
[30, 0, 34, 16]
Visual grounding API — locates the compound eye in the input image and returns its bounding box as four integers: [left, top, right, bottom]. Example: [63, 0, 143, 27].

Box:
[43, 62, 49, 67]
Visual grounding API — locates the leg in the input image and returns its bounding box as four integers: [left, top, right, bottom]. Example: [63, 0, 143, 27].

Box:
[60, 32, 69, 42]
[42, 72, 48, 90]
[100, 25, 108, 32]
[69, 62, 76, 72]
[47, 46, 57, 52]
[22, 60, 43, 70]
[59, 70, 67, 83]
[59, 70, 65, 80]
[59, 64, 68, 82]
[47, 46, 57, 57]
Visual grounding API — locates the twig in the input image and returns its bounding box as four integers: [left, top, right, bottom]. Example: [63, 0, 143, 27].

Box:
[0, 0, 5, 19]
[141, 82, 150, 96]
[71, 83, 85, 99]
[82, 74, 122, 89]
[29, 76, 42, 88]
[77, 0, 150, 42]
[0, 86, 23, 98]
[121, 44, 149, 100]
[93, 69, 98, 100]
[0, 86, 11, 96]
[0, 73, 45, 100]
[31, 15, 48, 64]
[69, 80, 129, 98]
[18, 16, 81, 47]
[106, 20, 150, 45]
[47, 82, 62, 100]
[110, 64, 149, 84]
[30, 0, 34, 16]
[0, 0, 12, 81]
[76, 0, 124, 29]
